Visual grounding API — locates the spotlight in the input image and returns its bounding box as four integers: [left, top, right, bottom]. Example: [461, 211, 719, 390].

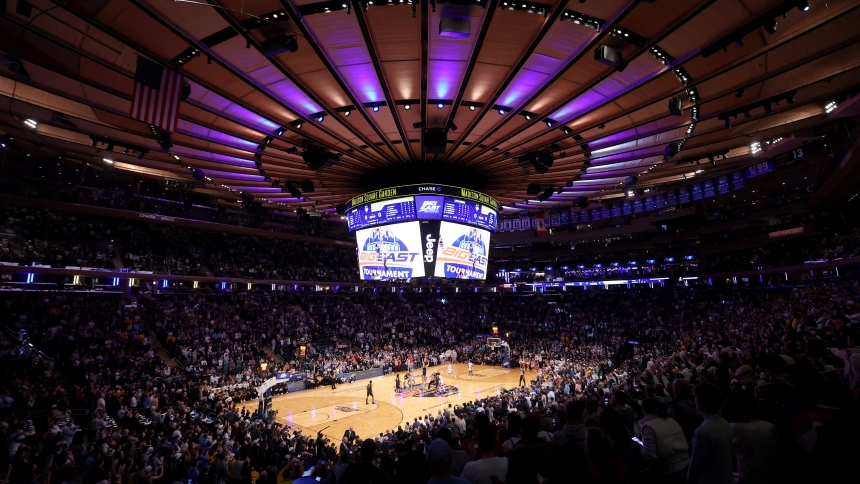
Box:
[296, 122, 302, 129]
[344, 110, 350, 116]
[546, 120, 552, 127]
[797, 1, 810, 12]
[537, 186, 555, 202]
[437, 103, 444, 109]
[317, 115, 325, 122]
[404, 104, 411, 110]
[764, 19, 777, 34]
[373, 106, 379, 112]
[663, 143, 679, 161]
[525, 115, 531, 120]
[469, 105, 475, 111]
[764, 104, 773, 115]
[103, 158, 113, 164]
[24, 119, 37, 128]
[157, 131, 173, 150]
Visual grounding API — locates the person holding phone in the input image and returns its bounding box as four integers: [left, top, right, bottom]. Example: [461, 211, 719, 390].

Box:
[639, 398, 689, 483]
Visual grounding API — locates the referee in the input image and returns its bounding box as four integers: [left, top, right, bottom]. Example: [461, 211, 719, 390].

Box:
[518, 367, 526, 387]
[366, 380, 375, 405]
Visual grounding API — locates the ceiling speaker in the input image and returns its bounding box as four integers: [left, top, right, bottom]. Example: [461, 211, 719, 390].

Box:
[440, 17, 471, 38]
[425, 129, 447, 154]
[594, 45, 626, 71]
[668, 98, 683, 116]
[260, 35, 298, 56]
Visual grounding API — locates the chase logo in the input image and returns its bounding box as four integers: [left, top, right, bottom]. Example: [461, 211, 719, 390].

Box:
[418, 200, 441, 213]
[418, 186, 442, 192]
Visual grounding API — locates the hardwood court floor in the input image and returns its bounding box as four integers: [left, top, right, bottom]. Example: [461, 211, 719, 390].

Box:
[249, 364, 533, 442]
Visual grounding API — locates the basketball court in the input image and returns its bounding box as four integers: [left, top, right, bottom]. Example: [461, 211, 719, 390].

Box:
[242, 363, 533, 442]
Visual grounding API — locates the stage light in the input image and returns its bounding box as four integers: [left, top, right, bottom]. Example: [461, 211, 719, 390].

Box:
[404, 104, 411, 110]
[373, 106, 379, 112]
[437, 103, 444, 109]
[798, 1, 810, 12]
[764, 19, 777, 34]
[24, 119, 37, 128]
[344, 110, 350, 116]
[469, 105, 475, 111]
[537, 186, 555, 202]
[317, 115, 324, 122]
[103, 158, 113, 164]
[499, 108, 505, 115]
[825, 101, 838, 114]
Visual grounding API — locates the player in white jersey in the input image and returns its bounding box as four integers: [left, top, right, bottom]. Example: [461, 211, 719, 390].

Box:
[468, 361, 473, 377]
[447, 363, 453, 376]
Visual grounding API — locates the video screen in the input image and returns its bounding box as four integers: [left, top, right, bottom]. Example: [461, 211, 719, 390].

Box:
[434, 222, 490, 280]
[442, 198, 497, 232]
[346, 196, 416, 231]
[356, 221, 424, 281]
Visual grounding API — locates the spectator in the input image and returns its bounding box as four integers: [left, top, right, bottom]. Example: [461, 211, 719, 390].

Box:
[460, 428, 508, 484]
[639, 398, 688, 483]
[687, 383, 733, 484]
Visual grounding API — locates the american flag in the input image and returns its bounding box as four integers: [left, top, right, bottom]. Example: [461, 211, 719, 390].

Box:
[129, 56, 184, 132]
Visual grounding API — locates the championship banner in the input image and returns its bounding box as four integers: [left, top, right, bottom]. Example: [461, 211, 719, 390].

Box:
[534, 212, 547, 236]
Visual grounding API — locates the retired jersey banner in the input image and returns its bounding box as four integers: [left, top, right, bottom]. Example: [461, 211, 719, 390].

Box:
[520, 217, 531, 230]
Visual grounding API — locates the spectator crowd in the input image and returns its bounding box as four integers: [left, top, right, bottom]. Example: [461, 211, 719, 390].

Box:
[1, 277, 859, 484]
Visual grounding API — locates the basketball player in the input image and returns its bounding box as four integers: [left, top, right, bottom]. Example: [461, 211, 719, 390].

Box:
[422, 365, 428, 387]
[468, 361, 473, 377]
[366, 380, 374, 405]
[395, 374, 401, 394]
[447, 362, 453, 377]
[518, 367, 526, 387]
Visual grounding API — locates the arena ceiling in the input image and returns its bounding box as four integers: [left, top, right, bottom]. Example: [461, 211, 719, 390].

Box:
[2, 0, 860, 217]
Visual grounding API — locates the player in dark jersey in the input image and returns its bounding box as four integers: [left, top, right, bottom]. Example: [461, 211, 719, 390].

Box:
[366, 380, 374, 404]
